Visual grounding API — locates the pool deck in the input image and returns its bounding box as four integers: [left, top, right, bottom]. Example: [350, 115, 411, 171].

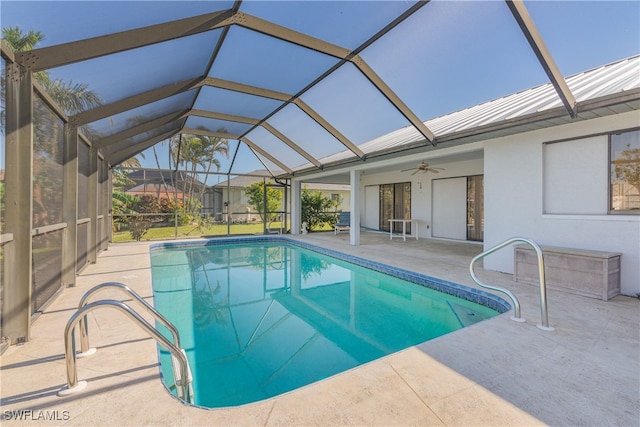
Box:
[1, 232, 638, 426]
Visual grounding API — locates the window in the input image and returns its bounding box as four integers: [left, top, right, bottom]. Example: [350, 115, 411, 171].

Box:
[467, 175, 484, 241]
[610, 130, 640, 213]
[543, 136, 607, 214]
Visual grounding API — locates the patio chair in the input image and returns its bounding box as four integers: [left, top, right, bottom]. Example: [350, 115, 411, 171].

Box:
[266, 223, 281, 235]
[266, 216, 281, 235]
[334, 212, 350, 235]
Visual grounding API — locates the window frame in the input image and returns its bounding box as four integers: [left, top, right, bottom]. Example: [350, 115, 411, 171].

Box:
[609, 128, 640, 215]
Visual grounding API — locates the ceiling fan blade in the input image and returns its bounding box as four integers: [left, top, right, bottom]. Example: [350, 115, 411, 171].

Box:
[401, 168, 414, 172]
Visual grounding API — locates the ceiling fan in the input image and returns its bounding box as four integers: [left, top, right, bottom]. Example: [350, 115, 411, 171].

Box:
[401, 161, 445, 175]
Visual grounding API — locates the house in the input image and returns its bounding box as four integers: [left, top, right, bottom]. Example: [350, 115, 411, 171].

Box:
[213, 170, 350, 223]
[123, 169, 213, 212]
[126, 184, 186, 201]
[211, 170, 276, 222]
[2, 0, 638, 358]
[288, 56, 640, 297]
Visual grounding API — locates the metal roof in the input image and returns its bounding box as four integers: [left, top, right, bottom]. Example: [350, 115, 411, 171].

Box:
[2, 1, 639, 178]
[304, 55, 640, 172]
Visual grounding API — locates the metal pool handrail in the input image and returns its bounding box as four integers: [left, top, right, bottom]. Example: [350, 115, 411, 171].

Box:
[76, 282, 180, 356]
[57, 299, 192, 402]
[470, 237, 553, 331]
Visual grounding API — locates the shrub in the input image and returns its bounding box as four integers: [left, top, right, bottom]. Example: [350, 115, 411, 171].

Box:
[301, 188, 339, 231]
[128, 215, 151, 241]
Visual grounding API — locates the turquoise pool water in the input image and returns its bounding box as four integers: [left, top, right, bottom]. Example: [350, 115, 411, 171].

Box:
[150, 238, 506, 408]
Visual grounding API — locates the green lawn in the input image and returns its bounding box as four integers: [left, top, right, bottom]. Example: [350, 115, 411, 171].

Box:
[112, 222, 277, 242]
[112, 221, 334, 242]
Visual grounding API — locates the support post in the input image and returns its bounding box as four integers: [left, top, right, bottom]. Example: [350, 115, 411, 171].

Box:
[98, 158, 109, 251]
[62, 125, 78, 287]
[349, 170, 361, 246]
[88, 147, 98, 263]
[107, 167, 113, 244]
[3, 62, 33, 343]
[290, 180, 301, 235]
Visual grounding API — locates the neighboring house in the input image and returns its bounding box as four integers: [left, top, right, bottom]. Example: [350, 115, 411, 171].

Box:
[290, 55, 640, 297]
[213, 170, 350, 223]
[126, 184, 186, 201]
[213, 170, 279, 222]
[304, 183, 350, 213]
[123, 170, 213, 212]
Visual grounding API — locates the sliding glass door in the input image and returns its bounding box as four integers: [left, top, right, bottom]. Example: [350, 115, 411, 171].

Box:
[379, 182, 411, 233]
[467, 175, 484, 241]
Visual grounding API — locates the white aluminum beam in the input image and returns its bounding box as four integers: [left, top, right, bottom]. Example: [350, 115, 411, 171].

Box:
[293, 99, 366, 158]
[15, 10, 236, 72]
[506, 0, 577, 118]
[204, 77, 291, 101]
[204, 78, 360, 162]
[183, 127, 295, 174]
[241, 136, 293, 174]
[261, 122, 322, 169]
[70, 77, 203, 127]
[232, 12, 350, 59]
[182, 127, 239, 140]
[351, 56, 436, 144]
[95, 110, 189, 149]
[30, 6, 434, 168]
[189, 109, 260, 125]
[108, 129, 178, 166]
[233, 12, 434, 148]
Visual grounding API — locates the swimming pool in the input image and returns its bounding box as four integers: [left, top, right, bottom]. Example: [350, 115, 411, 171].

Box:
[150, 237, 509, 408]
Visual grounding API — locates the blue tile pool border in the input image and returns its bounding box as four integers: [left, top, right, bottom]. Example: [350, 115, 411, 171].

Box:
[150, 236, 512, 314]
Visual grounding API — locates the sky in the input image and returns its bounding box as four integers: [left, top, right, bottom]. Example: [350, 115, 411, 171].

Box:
[2, 0, 639, 173]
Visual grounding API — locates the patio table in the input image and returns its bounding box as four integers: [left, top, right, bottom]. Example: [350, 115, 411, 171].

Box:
[388, 219, 418, 241]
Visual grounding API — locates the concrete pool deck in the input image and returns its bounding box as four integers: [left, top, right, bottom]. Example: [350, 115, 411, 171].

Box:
[1, 232, 638, 426]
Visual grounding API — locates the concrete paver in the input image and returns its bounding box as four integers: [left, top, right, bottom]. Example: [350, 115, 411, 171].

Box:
[1, 233, 638, 426]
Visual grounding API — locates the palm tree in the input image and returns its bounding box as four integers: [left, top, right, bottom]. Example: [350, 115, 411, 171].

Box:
[3, 26, 107, 226]
[38, 78, 102, 114]
[2, 26, 102, 115]
[168, 128, 229, 214]
[118, 156, 143, 169]
[1, 26, 43, 52]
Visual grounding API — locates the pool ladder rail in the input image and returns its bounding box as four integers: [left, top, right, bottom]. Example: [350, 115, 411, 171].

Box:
[470, 237, 554, 331]
[57, 282, 194, 402]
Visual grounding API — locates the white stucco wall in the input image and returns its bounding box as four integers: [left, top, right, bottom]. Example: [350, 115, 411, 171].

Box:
[359, 157, 484, 238]
[484, 111, 640, 296]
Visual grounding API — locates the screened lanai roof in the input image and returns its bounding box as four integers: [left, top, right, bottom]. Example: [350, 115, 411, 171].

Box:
[2, 1, 639, 177]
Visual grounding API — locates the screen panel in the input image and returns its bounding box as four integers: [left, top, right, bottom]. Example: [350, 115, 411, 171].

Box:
[33, 94, 65, 228]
